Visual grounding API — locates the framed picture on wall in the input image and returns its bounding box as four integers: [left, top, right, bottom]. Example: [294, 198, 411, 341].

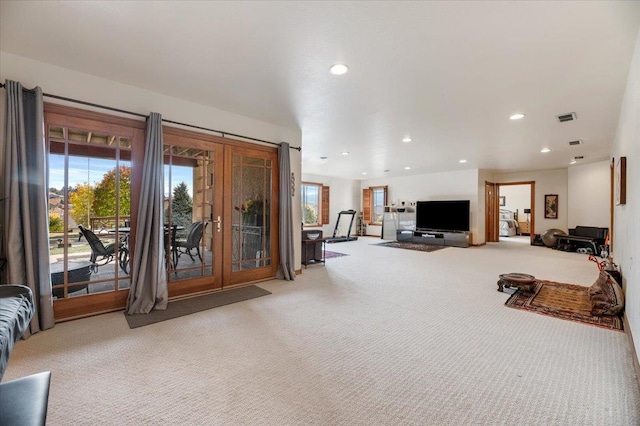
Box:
[544, 194, 558, 219]
[499, 196, 506, 206]
[616, 157, 627, 205]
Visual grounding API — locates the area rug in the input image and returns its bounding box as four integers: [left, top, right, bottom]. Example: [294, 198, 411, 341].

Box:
[505, 280, 623, 331]
[125, 285, 271, 329]
[324, 250, 349, 259]
[372, 241, 448, 253]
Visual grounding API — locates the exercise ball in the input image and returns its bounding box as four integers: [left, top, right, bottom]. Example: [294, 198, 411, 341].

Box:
[541, 228, 566, 248]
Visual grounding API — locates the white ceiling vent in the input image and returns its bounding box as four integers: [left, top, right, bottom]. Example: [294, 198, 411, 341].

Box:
[568, 139, 583, 146]
[557, 112, 577, 123]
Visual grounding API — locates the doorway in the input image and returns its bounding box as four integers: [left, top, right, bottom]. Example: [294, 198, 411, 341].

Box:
[497, 181, 535, 243]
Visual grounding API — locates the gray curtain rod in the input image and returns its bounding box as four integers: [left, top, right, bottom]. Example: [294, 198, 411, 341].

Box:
[0, 82, 301, 151]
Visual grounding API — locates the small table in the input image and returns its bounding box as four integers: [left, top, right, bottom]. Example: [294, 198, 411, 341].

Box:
[301, 237, 326, 268]
[51, 261, 92, 298]
[497, 273, 537, 294]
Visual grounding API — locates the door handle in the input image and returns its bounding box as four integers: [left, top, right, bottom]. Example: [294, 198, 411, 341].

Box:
[212, 216, 221, 232]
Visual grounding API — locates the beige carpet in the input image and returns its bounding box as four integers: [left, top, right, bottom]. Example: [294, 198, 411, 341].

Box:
[4, 237, 639, 425]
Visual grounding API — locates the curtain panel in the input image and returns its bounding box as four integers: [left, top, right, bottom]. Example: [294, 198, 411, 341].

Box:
[2, 80, 55, 336]
[276, 142, 296, 280]
[126, 112, 168, 314]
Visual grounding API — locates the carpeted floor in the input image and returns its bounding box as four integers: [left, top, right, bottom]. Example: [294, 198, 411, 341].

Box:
[505, 280, 623, 331]
[372, 240, 448, 252]
[125, 285, 271, 328]
[5, 237, 639, 425]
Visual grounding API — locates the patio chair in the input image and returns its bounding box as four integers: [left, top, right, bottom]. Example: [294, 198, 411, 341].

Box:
[174, 221, 207, 266]
[78, 225, 127, 273]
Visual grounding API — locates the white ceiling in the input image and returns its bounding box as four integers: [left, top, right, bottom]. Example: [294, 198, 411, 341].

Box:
[1, 1, 639, 179]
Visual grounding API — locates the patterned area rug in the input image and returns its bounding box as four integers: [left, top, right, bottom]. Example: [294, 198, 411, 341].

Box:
[372, 241, 448, 253]
[505, 280, 623, 331]
[324, 250, 349, 259]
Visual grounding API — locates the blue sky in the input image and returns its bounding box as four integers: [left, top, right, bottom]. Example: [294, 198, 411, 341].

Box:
[49, 155, 194, 197]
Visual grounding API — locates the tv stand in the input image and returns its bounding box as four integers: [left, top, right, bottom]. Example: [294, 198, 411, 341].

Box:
[397, 229, 470, 248]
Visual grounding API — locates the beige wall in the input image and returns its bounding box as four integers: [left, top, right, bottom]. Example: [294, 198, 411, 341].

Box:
[1, 51, 304, 269]
[612, 28, 640, 364]
[567, 160, 610, 229]
[360, 169, 480, 243]
[493, 169, 568, 235]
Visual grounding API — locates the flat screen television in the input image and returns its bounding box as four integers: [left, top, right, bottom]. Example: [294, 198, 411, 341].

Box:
[416, 200, 470, 232]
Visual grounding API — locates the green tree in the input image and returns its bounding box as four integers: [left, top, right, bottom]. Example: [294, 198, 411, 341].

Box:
[49, 213, 64, 232]
[171, 182, 193, 228]
[303, 204, 318, 225]
[93, 166, 131, 217]
[69, 183, 95, 227]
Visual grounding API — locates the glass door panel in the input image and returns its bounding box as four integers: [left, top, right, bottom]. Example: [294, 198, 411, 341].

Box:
[163, 130, 223, 296]
[48, 126, 132, 300]
[225, 147, 278, 285]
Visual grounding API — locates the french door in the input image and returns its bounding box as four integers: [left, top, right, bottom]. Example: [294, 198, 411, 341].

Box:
[163, 128, 279, 298]
[47, 105, 279, 320]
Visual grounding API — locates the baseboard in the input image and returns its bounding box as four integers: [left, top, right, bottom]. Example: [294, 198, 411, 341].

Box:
[623, 313, 640, 393]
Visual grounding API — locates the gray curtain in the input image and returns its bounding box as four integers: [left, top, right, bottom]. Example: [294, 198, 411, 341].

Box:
[276, 142, 296, 280]
[126, 112, 168, 314]
[1, 80, 55, 337]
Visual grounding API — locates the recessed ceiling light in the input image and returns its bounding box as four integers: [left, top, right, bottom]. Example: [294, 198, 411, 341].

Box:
[459, 159, 467, 163]
[570, 159, 577, 165]
[361, 172, 367, 175]
[540, 147, 551, 153]
[402, 137, 412, 143]
[341, 151, 350, 155]
[509, 113, 525, 120]
[404, 166, 411, 170]
[329, 64, 349, 75]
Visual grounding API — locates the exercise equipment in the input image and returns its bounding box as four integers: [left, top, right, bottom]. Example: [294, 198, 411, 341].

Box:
[326, 210, 358, 243]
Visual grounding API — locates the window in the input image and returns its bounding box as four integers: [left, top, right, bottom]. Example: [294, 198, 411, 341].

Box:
[301, 182, 329, 226]
[363, 186, 388, 225]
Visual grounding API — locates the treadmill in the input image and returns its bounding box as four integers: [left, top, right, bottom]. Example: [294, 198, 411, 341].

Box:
[326, 209, 358, 243]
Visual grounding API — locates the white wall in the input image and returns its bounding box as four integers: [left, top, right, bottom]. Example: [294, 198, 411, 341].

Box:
[499, 185, 531, 222]
[301, 173, 360, 237]
[360, 169, 480, 244]
[493, 169, 568, 235]
[612, 28, 640, 365]
[567, 160, 610, 228]
[1, 52, 304, 269]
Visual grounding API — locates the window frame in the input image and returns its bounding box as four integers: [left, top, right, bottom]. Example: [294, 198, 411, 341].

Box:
[301, 181, 322, 227]
[364, 185, 388, 225]
[301, 181, 331, 227]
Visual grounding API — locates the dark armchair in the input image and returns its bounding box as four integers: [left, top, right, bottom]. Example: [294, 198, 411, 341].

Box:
[78, 225, 129, 273]
[174, 221, 207, 266]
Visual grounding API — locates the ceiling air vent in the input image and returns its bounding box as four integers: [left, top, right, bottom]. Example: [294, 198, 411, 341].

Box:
[557, 112, 577, 123]
[568, 139, 583, 146]
[573, 156, 584, 160]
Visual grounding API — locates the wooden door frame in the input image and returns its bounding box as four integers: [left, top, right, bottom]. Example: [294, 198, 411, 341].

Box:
[223, 144, 280, 286]
[485, 181, 498, 243]
[163, 126, 225, 298]
[45, 103, 146, 321]
[494, 181, 536, 243]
